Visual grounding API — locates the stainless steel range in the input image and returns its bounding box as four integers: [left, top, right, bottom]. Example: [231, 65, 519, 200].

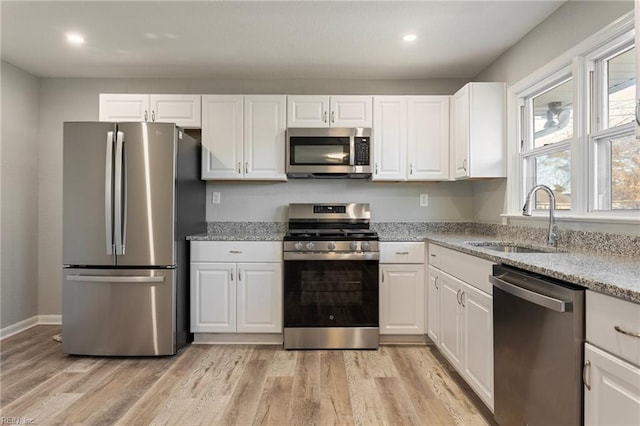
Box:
[283, 203, 379, 350]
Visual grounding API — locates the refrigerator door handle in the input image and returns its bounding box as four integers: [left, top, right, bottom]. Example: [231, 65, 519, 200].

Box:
[105, 131, 115, 255]
[121, 138, 128, 255]
[66, 275, 165, 283]
[114, 131, 125, 255]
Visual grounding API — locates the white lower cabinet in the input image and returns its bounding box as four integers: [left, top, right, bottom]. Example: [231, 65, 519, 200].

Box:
[379, 242, 425, 335]
[428, 243, 494, 412]
[190, 241, 282, 334]
[584, 343, 640, 426]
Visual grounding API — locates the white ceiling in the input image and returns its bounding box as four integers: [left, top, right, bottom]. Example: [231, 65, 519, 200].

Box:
[1, 0, 565, 80]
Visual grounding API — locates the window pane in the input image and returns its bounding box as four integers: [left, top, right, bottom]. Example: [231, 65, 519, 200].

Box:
[532, 79, 574, 148]
[611, 133, 640, 209]
[534, 151, 571, 210]
[607, 47, 635, 128]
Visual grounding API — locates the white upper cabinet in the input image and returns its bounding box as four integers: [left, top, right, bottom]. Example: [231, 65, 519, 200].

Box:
[373, 96, 449, 181]
[287, 95, 372, 128]
[450, 82, 506, 179]
[408, 96, 450, 180]
[373, 96, 407, 180]
[201, 95, 287, 181]
[99, 94, 201, 128]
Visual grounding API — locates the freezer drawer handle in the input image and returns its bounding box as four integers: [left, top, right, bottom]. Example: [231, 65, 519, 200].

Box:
[614, 325, 640, 338]
[490, 275, 571, 312]
[66, 275, 165, 283]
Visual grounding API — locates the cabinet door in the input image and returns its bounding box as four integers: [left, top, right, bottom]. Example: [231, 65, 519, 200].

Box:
[330, 96, 373, 127]
[584, 343, 640, 426]
[190, 263, 236, 333]
[451, 86, 470, 179]
[372, 96, 407, 181]
[150, 94, 201, 128]
[379, 264, 425, 335]
[461, 282, 494, 411]
[99, 94, 149, 122]
[287, 95, 329, 127]
[427, 266, 440, 345]
[236, 263, 283, 333]
[439, 272, 463, 369]
[244, 95, 287, 181]
[407, 96, 450, 180]
[201, 95, 244, 179]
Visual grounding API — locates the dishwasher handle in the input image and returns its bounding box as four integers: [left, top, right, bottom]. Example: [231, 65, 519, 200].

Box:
[490, 275, 572, 313]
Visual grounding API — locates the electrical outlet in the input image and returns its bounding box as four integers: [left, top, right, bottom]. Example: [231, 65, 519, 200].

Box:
[420, 193, 429, 207]
[211, 192, 221, 204]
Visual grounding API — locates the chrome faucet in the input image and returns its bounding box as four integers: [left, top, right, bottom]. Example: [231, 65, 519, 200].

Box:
[522, 184, 559, 247]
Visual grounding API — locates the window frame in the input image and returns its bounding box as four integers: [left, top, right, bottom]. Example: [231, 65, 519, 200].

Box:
[506, 11, 637, 223]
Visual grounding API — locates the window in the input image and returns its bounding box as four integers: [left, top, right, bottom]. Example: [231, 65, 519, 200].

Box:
[520, 74, 574, 211]
[514, 17, 637, 219]
[590, 43, 639, 211]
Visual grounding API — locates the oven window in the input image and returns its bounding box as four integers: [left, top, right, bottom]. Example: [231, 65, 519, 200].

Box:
[284, 260, 378, 327]
[290, 137, 350, 165]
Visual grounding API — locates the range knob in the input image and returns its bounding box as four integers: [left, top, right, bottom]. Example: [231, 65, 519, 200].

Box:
[305, 242, 315, 251]
[361, 241, 371, 252]
[328, 242, 336, 251]
[349, 241, 359, 251]
[294, 242, 304, 251]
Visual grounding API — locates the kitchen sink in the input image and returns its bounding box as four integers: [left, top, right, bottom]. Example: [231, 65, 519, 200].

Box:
[466, 241, 560, 254]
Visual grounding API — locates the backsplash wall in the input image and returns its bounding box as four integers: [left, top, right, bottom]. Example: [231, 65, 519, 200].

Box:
[205, 180, 475, 222]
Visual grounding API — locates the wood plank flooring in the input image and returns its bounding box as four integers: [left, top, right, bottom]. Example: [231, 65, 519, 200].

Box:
[0, 326, 495, 425]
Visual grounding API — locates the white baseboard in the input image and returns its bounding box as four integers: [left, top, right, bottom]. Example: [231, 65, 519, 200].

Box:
[0, 315, 62, 341]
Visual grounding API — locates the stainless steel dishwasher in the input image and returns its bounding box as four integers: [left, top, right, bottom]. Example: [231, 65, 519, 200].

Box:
[490, 264, 585, 426]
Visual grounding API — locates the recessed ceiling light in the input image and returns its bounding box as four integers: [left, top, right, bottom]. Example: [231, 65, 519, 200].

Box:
[66, 32, 85, 46]
[403, 34, 417, 42]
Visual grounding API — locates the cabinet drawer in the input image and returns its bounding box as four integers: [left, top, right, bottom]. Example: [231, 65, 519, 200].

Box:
[587, 291, 640, 366]
[380, 242, 425, 264]
[191, 241, 282, 263]
[439, 246, 493, 294]
[427, 243, 441, 268]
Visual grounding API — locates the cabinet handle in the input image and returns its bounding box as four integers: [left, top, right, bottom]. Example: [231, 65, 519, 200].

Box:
[245, 162, 248, 174]
[409, 163, 413, 175]
[381, 272, 384, 283]
[434, 276, 439, 290]
[331, 111, 335, 124]
[395, 251, 409, 255]
[323, 111, 328, 123]
[230, 270, 234, 281]
[635, 99, 640, 126]
[583, 360, 591, 391]
[456, 290, 461, 305]
[461, 291, 466, 308]
[229, 250, 243, 254]
[375, 162, 379, 174]
[144, 110, 148, 121]
[151, 110, 156, 122]
[238, 269, 242, 282]
[462, 159, 467, 172]
[430, 253, 436, 257]
[237, 162, 241, 174]
[614, 325, 640, 338]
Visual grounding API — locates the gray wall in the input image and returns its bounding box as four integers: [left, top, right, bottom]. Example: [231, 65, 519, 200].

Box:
[471, 0, 634, 225]
[1, 61, 40, 329]
[36, 76, 468, 317]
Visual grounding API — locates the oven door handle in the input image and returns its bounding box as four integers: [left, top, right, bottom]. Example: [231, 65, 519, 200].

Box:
[284, 252, 379, 261]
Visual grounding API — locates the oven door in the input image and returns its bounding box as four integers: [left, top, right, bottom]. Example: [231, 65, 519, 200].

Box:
[284, 259, 379, 327]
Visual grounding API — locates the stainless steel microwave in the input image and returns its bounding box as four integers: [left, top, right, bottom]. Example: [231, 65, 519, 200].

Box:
[286, 128, 372, 178]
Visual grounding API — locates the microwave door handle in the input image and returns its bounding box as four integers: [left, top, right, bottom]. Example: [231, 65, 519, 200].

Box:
[349, 135, 355, 166]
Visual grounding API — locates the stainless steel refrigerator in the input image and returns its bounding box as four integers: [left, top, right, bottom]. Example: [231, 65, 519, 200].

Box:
[62, 122, 205, 356]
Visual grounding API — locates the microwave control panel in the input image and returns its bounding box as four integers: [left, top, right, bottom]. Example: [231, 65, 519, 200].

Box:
[354, 137, 370, 166]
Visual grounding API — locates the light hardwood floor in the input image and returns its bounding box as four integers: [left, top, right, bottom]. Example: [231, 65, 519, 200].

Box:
[0, 326, 495, 425]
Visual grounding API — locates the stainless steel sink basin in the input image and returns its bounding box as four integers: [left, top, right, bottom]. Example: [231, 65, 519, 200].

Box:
[466, 241, 560, 254]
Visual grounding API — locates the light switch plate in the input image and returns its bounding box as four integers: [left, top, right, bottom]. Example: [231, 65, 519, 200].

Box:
[211, 192, 221, 204]
[420, 193, 429, 207]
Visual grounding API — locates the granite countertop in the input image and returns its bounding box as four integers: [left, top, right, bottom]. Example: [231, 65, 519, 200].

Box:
[187, 222, 286, 241]
[426, 233, 640, 304]
[188, 232, 285, 241]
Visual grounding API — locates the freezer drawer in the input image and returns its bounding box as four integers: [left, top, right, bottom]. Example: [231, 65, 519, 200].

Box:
[62, 268, 176, 356]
